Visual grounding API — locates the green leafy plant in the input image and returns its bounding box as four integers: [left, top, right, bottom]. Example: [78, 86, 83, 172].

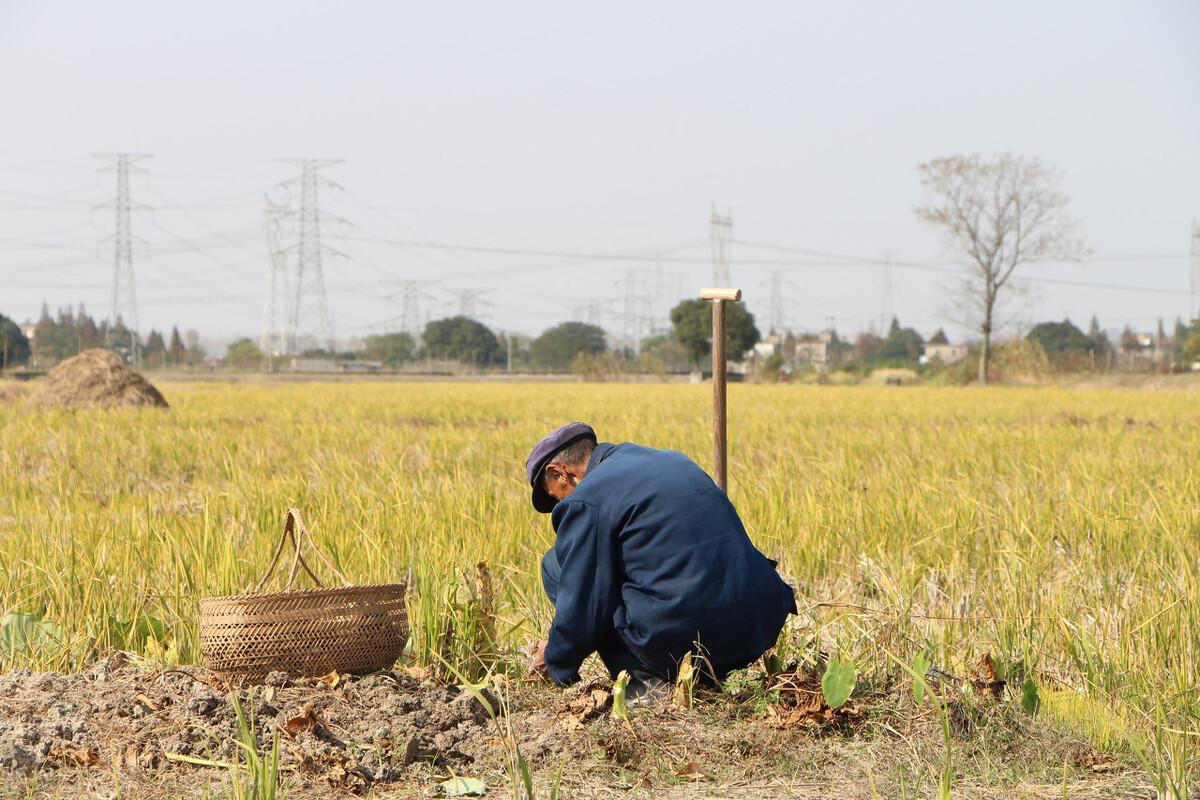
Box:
[0, 612, 64, 667]
[611, 670, 631, 721]
[912, 651, 932, 705]
[1020, 678, 1040, 715]
[440, 776, 487, 797]
[106, 614, 166, 649]
[821, 658, 856, 709]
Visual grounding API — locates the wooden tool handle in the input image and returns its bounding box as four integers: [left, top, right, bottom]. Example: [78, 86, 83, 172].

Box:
[701, 286, 742, 493]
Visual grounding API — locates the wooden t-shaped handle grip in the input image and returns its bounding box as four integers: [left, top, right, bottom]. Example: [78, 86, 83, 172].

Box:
[700, 287, 742, 301]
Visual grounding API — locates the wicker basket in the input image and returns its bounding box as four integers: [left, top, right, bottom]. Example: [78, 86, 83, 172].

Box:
[199, 509, 408, 681]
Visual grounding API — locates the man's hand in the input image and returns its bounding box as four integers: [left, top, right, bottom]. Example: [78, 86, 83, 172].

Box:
[526, 639, 550, 682]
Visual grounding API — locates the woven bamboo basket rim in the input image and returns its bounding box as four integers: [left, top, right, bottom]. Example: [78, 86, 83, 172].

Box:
[201, 582, 407, 605]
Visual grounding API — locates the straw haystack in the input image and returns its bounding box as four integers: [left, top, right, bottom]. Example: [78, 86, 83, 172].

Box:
[32, 349, 168, 409]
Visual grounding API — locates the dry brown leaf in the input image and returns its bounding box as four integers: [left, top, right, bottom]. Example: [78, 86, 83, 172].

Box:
[972, 652, 1006, 699]
[280, 701, 323, 737]
[319, 752, 371, 791]
[561, 681, 612, 723]
[134, 692, 160, 712]
[769, 704, 829, 729]
[676, 760, 705, 781]
[401, 665, 431, 682]
[49, 746, 99, 766]
[319, 670, 341, 689]
[673, 653, 695, 709]
[1073, 747, 1119, 773]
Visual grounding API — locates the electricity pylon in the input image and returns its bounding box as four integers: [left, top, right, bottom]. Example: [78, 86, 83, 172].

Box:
[95, 153, 152, 361]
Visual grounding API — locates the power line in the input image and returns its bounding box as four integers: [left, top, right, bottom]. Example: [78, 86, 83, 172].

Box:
[330, 232, 1192, 296]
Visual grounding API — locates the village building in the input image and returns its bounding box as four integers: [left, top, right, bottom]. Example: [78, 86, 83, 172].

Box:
[922, 328, 968, 364]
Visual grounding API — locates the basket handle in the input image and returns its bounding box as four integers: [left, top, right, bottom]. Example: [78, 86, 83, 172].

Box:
[253, 508, 352, 592]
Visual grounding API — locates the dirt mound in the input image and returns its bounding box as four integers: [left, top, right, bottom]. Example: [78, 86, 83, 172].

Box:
[32, 349, 168, 409]
[0, 660, 496, 792]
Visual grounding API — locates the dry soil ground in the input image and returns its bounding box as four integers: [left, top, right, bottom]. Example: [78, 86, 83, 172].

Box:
[0, 656, 1152, 800]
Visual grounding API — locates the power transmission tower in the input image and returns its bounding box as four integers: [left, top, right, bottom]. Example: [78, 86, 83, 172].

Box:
[622, 269, 641, 350]
[451, 288, 484, 319]
[878, 252, 894, 334]
[587, 300, 605, 327]
[768, 270, 784, 333]
[95, 153, 152, 362]
[260, 197, 291, 360]
[710, 206, 733, 286]
[650, 254, 666, 333]
[400, 281, 421, 335]
[1191, 221, 1200, 321]
[273, 159, 345, 353]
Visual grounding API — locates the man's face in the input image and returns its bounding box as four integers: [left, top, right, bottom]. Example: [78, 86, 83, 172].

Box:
[542, 462, 586, 502]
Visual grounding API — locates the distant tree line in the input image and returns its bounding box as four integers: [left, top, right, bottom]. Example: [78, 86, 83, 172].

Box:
[221, 301, 764, 375]
[0, 304, 202, 369]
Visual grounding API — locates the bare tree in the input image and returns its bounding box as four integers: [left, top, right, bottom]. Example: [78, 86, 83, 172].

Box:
[915, 153, 1087, 384]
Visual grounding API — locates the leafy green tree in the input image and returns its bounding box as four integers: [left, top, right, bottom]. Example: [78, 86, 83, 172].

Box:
[1027, 319, 1093, 355]
[362, 332, 416, 367]
[423, 316, 501, 366]
[78, 307, 102, 351]
[0, 313, 31, 368]
[1171, 318, 1192, 361]
[878, 317, 924, 362]
[168, 326, 187, 366]
[1087, 316, 1114, 365]
[669, 300, 760, 368]
[638, 333, 691, 374]
[530, 322, 606, 371]
[225, 338, 266, 370]
[184, 330, 205, 365]
[853, 332, 885, 362]
[108, 317, 138, 356]
[1182, 331, 1200, 364]
[143, 329, 166, 368]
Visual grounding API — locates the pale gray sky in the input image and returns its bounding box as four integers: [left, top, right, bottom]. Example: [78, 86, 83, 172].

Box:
[2, 1, 1198, 347]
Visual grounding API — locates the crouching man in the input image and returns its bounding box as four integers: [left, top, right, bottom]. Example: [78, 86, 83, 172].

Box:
[525, 422, 796, 700]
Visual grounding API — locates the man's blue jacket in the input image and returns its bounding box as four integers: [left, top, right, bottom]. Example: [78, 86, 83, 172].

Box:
[543, 442, 796, 685]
